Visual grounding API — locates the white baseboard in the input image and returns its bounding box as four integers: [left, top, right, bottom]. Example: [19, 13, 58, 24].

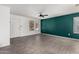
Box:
[43, 33, 79, 41]
[10, 33, 41, 39]
[0, 43, 10, 47]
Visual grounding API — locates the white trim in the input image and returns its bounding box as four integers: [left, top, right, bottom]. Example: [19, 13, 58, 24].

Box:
[0, 43, 10, 47]
[10, 33, 41, 39]
[42, 33, 79, 41]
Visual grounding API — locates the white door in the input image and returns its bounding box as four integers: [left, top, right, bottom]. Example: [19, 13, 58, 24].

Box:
[20, 17, 28, 36]
[10, 15, 21, 38]
[14, 18, 21, 37]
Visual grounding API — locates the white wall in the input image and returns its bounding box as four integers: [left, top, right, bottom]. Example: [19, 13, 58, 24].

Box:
[0, 6, 10, 47]
[10, 14, 40, 38]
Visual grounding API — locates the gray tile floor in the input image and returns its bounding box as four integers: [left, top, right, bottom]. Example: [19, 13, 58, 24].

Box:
[0, 34, 79, 54]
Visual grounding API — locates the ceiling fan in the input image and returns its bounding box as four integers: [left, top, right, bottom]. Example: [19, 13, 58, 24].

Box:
[75, 4, 79, 6]
[39, 13, 48, 18]
[37, 5, 48, 18]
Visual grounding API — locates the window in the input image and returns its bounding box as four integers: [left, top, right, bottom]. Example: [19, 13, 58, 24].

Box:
[73, 17, 79, 34]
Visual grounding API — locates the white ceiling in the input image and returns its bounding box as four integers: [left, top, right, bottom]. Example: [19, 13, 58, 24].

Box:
[2, 4, 79, 19]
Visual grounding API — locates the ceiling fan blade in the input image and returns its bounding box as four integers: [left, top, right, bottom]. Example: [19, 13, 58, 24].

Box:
[75, 4, 79, 6]
[39, 14, 44, 17]
[39, 13, 48, 18]
[44, 14, 48, 16]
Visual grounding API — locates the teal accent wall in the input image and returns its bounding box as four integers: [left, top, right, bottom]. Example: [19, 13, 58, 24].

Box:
[41, 13, 79, 39]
